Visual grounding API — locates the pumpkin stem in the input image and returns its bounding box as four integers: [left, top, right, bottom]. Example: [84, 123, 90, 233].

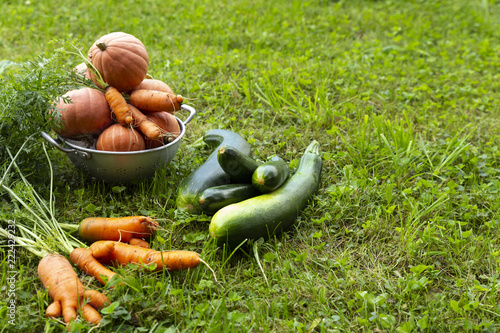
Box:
[96, 41, 107, 51]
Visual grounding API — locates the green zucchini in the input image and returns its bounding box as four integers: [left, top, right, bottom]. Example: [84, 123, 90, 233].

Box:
[209, 140, 322, 247]
[252, 155, 289, 193]
[176, 129, 252, 214]
[199, 184, 260, 215]
[217, 145, 261, 183]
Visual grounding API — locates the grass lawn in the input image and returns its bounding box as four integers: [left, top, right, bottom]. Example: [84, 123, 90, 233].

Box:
[2, 0, 500, 332]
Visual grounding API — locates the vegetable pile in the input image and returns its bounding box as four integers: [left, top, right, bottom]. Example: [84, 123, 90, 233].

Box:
[0, 32, 211, 330]
[57, 215, 205, 328]
[176, 129, 323, 248]
[209, 140, 322, 247]
[0, 31, 323, 330]
[11, 205, 205, 329]
[52, 32, 183, 151]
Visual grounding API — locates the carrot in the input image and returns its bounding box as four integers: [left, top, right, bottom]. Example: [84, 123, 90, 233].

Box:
[81, 304, 102, 325]
[129, 89, 183, 113]
[46, 300, 61, 318]
[78, 216, 159, 244]
[89, 240, 116, 258]
[105, 86, 133, 125]
[84, 289, 111, 309]
[89, 241, 201, 271]
[38, 253, 109, 326]
[128, 104, 162, 140]
[129, 238, 150, 248]
[70, 247, 117, 286]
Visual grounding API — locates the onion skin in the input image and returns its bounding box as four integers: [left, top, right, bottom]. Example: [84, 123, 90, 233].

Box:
[96, 124, 146, 152]
[73, 62, 91, 79]
[130, 78, 174, 95]
[52, 88, 112, 138]
[144, 111, 181, 148]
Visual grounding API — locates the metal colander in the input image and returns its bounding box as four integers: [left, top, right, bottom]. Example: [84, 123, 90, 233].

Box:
[41, 104, 196, 183]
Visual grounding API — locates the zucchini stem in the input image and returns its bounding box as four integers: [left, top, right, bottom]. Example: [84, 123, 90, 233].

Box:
[304, 140, 320, 155]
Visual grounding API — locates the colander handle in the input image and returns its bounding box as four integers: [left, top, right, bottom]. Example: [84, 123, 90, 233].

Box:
[181, 104, 196, 125]
[40, 131, 92, 160]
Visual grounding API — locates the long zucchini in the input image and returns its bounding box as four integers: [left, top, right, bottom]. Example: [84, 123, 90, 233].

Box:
[176, 129, 252, 214]
[209, 140, 322, 247]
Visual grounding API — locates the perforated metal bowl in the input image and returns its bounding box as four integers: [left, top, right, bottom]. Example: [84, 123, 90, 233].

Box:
[41, 104, 196, 183]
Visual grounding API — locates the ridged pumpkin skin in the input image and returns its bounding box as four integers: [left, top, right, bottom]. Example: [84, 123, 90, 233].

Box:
[96, 124, 146, 152]
[52, 88, 112, 138]
[87, 32, 149, 92]
[145, 111, 181, 148]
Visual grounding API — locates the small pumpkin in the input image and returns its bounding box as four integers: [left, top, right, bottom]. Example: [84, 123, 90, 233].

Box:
[87, 32, 149, 92]
[96, 124, 146, 152]
[144, 111, 181, 149]
[52, 88, 112, 138]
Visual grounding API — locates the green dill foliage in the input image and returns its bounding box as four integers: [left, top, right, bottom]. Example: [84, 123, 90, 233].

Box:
[0, 48, 79, 173]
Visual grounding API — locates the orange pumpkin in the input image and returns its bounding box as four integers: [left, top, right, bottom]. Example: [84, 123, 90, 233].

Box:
[87, 32, 149, 92]
[96, 124, 146, 152]
[52, 88, 112, 138]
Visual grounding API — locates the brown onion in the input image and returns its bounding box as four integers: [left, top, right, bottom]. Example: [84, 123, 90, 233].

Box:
[52, 88, 112, 138]
[144, 111, 181, 149]
[96, 124, 146, 151]
[73, 62, 91, 79]
[130, 78, 175, 95]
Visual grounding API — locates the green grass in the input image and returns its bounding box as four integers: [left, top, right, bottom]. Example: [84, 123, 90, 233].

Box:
[2, 0, 500, 331]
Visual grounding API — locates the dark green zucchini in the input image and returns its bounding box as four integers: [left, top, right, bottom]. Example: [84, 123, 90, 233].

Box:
[252, 155, 289, 193]
[176, 129, 252, 214]
[199, 184, 260, 215]
[209, 140, 322, 247]
[217, 145, 261, 183]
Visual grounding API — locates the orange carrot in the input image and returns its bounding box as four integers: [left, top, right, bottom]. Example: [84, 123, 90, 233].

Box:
[83, 289, 111, 309]
[128, 104, 162, 140]
[89, 240, 116, 258]
[46, 300, 61, 318]
[78, 216, 159, 244]
[129, 89, 183, 113]
[81, 304, 101, 325]
[89, 241, 201, 271]
[129, 238, 150, 248]
[70, 247, 117, 286]
[38, 253, 109, 326]
[105, 86, 133, 125]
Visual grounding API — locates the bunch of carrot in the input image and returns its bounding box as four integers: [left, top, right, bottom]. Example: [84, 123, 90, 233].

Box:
[3, 140, 208, 330]
[40, 215, 206, 329]
[69, 215, 206, 287]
